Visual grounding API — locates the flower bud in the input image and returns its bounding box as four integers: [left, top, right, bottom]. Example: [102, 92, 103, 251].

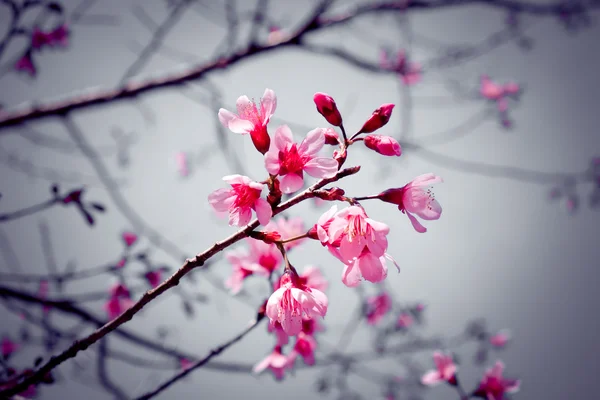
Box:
[364, 135, 402, 157]
[313, 92, 343, 126]
[323, 128, 339, 145]
[313, 187, 345, 202]
[378, 187, 405, 206]
[358, 103, 395, 134]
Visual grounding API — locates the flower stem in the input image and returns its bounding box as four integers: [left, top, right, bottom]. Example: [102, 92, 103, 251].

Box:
[278, 232, 309, 244]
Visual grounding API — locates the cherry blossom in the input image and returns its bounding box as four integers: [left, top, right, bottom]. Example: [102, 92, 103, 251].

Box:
[474, 361, 520, 400]
[208, 175, 272, 226]
[15, 54, 36, 76]
[396, 312, 414, 329]
[421, 351, 458, 386]
[266, 271, 328, 336]
[264, 126, 338, 194]
[489, 330, 512, 348]
[267, 217, 306, 250]
[363, 135, 402, 157]
[144, 270, 162, 288]
[224, 239, 281, 294]
[267, 321, 290, 346]
[365, 292, 392, 325]
[379, 173, 443, 233]
[218, 88, 276, 154]
[104, 283, 133, 320]
[253, 346, 293, 380]
[381, 49, 422, 86]
[290, 332, 318, 365]
[121, 231, 138, 247]
[1, 336, 19, 358]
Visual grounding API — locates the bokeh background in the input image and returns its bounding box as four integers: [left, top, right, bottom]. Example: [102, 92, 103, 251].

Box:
[0, 0, 599, 399]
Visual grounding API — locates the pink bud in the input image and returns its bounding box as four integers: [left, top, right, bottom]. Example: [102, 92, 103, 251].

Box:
[313, 92, 343, 126]
[364, 135, 401, 157]
[358, 103, 395, 134]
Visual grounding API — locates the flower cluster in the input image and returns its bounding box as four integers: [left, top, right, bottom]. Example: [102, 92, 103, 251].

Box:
[208, 88, 444, 380]
[15, 24, 69, 77]
[479, 75, 521, 128]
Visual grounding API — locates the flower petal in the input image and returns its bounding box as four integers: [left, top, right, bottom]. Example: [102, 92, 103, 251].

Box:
[299, 128, 325, 156]
[254, 198, 273, 226]
[261, 88, 277, 121]
[341, 262, 362, 287]
[274, 125, 294, 150]
[304, 157, 338, 179]
[357, 252, 387, 283]
[406, 212, 427, 233]
[280, 173, 304, 194]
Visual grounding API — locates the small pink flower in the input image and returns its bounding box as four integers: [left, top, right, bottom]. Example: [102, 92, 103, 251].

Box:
[224, 239, 281, 294]
[264, 126, 338, 194]
[308, 205, 338, 244]
[415, 303, 426, 312]
[301, 317, 325, 336]
[104, 295, 133, 320]
[122, 231, 138, 247]
[480, 75, 520, 115]
[179, 358, 193, 370]
[218, 88, 276, 154]
[421, 351, 458, 386]
[489, 330, 511, 348]
[358, 104, 395, 134]
[338, 250, 398, 287]
[175, 152, 189, 177]
[144, 270, 162, 288]
[381, 50, 421, 86]
[313, 92, 343, 126]
[224, 264, 255, 294]
[290, 332, 318, 365]
[116, 257, 127, 268]
[396, 312, 414, 329]
[208, 174, 272, 226]
[366, 292, 392, 325]
[1, 336, 19, 358]
[31, 28, 51, 49]
[475, 361, 520, 400]
[48, 24, 69, 47]
[379, 173, 443, 233]
[266, 271, 328, 336]
[15, 54, 36, 76]
[253, 346, 293, 380]
[363, 135, 402, 157]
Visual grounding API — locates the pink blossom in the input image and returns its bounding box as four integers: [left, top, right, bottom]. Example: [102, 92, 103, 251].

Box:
[179, 358, 193, 370]
[366, 292, 392, 325]
[421, 351, 458, 386]
[323, 128, 339, 145]
[48, 24, 69, 47]
[308, 205, 338, 244]
[381, 49, 422, 86]
[396, 312, 414, 329]
[267, 217, 306, 250]
[15, 54, 36, 76]
[116, 257, 127, 268]
[208, 174, 272, 226]
[313, 92, 343, 126]
[266, 271, 328, 336]
[358, 104, 395, 134]
[224, 239, 281, 294]
[338, 250, 398, 287]
[253, 346, 293, 380]
[1, 336, 19, 358]
[175, 152, 189, 177]
[301, 317, 325, 336]
[104, 295, 133, 320]
[379, 173, 443, 233]
[274, 265, 328, 293]
[267, 320, 290, 346]
[363, 135, 402, 157]
[480, 75, 520, 113]
[489, 330, 511, 348]
[475, 361, 520, 400]
[290, 332, 318, 365]
[144, 270, 162, 288]
[31, 28, 51, 49]
[218, 88, 276, 154]
[122, 231, 138, 247]
[264, 126, 338, 194]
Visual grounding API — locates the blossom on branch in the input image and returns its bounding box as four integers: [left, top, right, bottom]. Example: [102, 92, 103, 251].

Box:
[421, 351, 458, 386]
[474, 361, 520, 400]
[208, 175, 272, 226]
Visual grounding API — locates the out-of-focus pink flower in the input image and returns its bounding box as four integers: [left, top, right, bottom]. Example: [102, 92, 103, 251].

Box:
[1, 336, 19, 358]
[264, 126, 338, 194]
[290, 332, 318, 365]
[301, 317, 325, 336]
[480, 75, 520, 115]
[224, 239, 281, 294]
[274, 265, 328, 293]
[179, 358, 193, 370]
[48, 24, 69, 47]
[122, 231, 138, 247]
[358, 104, 395, 134]
[381, 49, 422, 86]
[218, 88, 276, 154]
[489, 330, 512, 348]
[267, 320, 290, 346]
[208, 174, 272, 226]
[474, 361, 520, 400]
[363, 135, 402, 157]
[175, 152, 189, 177]
[15, 54, 36, 76]
[366, 292, 392, 325]
[266, 271, 328, 336]
[253, 346, 293, 380]
[31, 28, 51, 49]
[421, 351, 458, 386]
[116, 257, 127, 268]
[104, 283, 133, 320]
[313, 92, 343, 126]
[267, 25, 285, 45]
[144, 270, 162, 288]
[415, 303, 426, 312]
[396, 312, 414, 329]
[379, 173, 443, 233]
[308, 205, 338, 244]
[267, 217, 306, 250]
[38, 279, 51, 314]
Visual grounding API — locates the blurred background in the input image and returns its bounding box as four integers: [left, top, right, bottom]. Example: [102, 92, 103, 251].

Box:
[0, 0, 599, 399]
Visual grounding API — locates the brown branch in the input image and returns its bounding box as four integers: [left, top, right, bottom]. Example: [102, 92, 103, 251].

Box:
[0, 163, 360, 396]
[0, 0, 591, 129]
[136, 315, 264, 400]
